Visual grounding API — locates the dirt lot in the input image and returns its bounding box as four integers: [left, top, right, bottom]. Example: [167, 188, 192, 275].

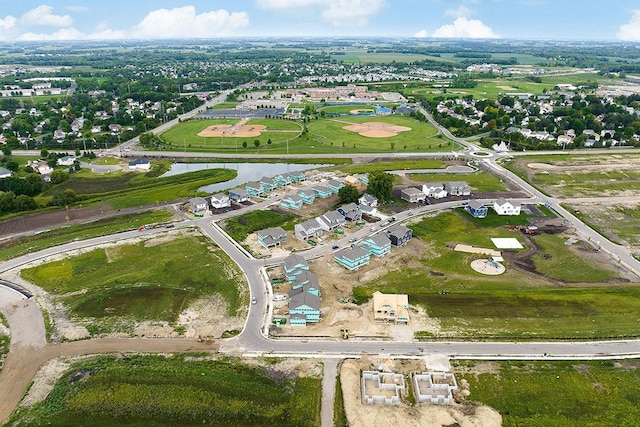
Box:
[340, 358, 501, 427]
[269, 237, 442, 340]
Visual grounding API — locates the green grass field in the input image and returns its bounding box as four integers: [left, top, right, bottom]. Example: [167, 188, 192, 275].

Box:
[318, 104, 378, 114]
[354, 211, 633, 339]
[0, 210, 173, 261]
[457, 360, 640, 427]
[42, 166, 236, 210]
[409, 171, 508, 192]
[335, 158, 447, 174]
[222, 210, 296, 242]
[8, 355, 322, 427]
[20, 235, 244, 334]
[160, 118, 302, 151]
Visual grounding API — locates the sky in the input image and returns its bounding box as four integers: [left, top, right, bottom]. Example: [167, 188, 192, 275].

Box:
[0, 0, 639, 42]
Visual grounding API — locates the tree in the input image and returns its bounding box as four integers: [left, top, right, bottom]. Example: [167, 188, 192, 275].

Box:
[242, 141, 248, 149]
[338, 184, 360, 204]
[267, 138, 272, 145]
[1, 146, 10, 156]
[51, 169, 69, 184]
[367, 171, 393, 203]
[5, 160, 18, 172]
[254, 139, 260, 148]
[40, 149, 49, 158]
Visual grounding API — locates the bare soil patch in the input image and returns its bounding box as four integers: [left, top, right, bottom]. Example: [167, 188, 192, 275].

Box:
[340, 358, 501, 427]
[342, 122, 412, 138]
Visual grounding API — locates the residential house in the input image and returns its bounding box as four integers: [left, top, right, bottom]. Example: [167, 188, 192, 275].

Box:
[280, 194, 304, 210]
[343, 175, 362, 190]
[327, 179, 344, 194]
[210, 193, 231, 209]
[358, 203, 378, 215]
[337, 203, 362, 222]
[356, 173, 369, 185]
[259, 176, 277, 192]
[53, 129, 65, 142]
[312, 185, 333, 199]
[57, 155, 76, 166]
[288, 291, 321, 325]
[334, 247, 371, 270]
[372, 291, 410, 323]
[31, 160, 53, 176]
[108, 123, 122, 134]
[493, 198, 521, 216]
[290, 281, 321, 298]
[359, 193, 378, 207]
[297, 189, 316, 204]
[282, 254, 309, 281]
[128, 158, 151, 171]
[361, 234, 391, 257]
[317, 211, 346, 231]
[290, 171, 307, 182]
[257, 227, 287, 248]
[246, 181, 265, 197]
[189, 197, 208, 214]
[445, 181, 470, 196]
[273, 173, 292, 187]
[229, 188, 249, 203]
[400, 187, 426, 203]
[294, 218, 324, 241]
[465, 200, 488, 218]
[557, 134, 573, 147]
[422, 183, 448, 199]
[387, 225, 413, 247]
[291, 271, 320, 296]
[0, 167, 12, 179]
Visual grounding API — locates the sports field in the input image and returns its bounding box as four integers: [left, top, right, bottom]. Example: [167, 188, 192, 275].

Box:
[159, 115, 457, 154]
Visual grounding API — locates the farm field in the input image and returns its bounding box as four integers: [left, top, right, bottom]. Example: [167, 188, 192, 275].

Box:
[457, 360, 640, 427]
[353, 211, 636, 339]
[0, 210, 173, 261]
[8, 355, 322, 427]
[20, 234, 245, 336]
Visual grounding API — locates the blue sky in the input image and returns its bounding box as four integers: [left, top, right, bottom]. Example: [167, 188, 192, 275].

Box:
[0, 1, 639, 41]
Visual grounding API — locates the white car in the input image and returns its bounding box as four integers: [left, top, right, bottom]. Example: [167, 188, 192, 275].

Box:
[251, 297, 257, 305]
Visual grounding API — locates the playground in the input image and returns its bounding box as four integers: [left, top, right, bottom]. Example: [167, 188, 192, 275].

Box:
[470, 258, 506, 275]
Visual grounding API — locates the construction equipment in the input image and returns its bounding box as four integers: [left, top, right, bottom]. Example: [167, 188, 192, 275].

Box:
[340, 328, 349, 339]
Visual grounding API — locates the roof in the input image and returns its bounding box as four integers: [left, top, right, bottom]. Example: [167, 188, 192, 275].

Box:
[260, 176, 275, 184]
[321, 210, 344, 224]
[335, 246, 370, 261]
[360, 193, 377, 203]
[297, 189, 314, 197]
[298, 218, 322, 231]
[468, 200, 485, 210]
[257, 227, 286, 239]
[313, 185, 332, 193]
[0, 167, 12, 176]
[283, 254, 308, 271]
[447, 181, 469, 188]
[364, 234, 391, 247]
[230, 188, 248, 196]
[401, 187, 423, 195]
[283, 194, 303, 203]
[387, 224, 411, 239]
[246, 181, 262, 189]
[292, 271, 319, 288]
[128, 158, 149, 166]
[211, 192, 228, 201]
[422, 182, 444, 189]
[327, 179, 343, 187]
[190, 197, 207, 206]
[495, 198, 517, 207]
[339, 202, 359, 212]
[289, 290, 320, 310]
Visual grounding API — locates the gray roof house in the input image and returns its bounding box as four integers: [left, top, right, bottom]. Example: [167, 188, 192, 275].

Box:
[387, 225, 413, 247]
[0, 167, 12, 179]
[358, 193, 378, 207]
[445, 181, 471, 196]
[337, 203, 362, 222]
[400, 187, 426, 203]
[317, 211, 346, 231]
[189, 197, 208, 213]
[257, 227, 288, 248]
[294, 218, 324, 241]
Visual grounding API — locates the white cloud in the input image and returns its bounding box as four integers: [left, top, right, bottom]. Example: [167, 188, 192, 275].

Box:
[413, 29, 428, 38]
[321, 0, 386, 28]
[618, 10, 640, 41]
[445, 5, 472, 18]
[0, 15, 17, 31]
[131, 6, 249, 38]
[21, 5, 73, 28]
[87, 29, 127, 40]
[19, 27, 84, 41]
[433, 17, 499, 38]
[256, 0, 386, 28]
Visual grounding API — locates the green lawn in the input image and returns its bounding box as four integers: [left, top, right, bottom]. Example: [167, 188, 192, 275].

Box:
[336, 158, 447, 174]
[409, 172, 508, 192]
[43, 167, 236, 210]
[457, 360, 640, 427]
[222, 210, 296, 242]
[0, 210, 172, 261]
[354, 211, 634, 339]
[8, 355, 322, 427]
[318, 104, 378, 114]
[210, 102, 238, 110]
[20, 235, 245, 333]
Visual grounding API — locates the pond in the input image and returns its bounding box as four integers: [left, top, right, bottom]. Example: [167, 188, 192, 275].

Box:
[160, 162, 326, 193]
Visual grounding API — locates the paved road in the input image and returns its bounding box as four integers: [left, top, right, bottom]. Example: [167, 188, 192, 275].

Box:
[321, 358, 338, 427]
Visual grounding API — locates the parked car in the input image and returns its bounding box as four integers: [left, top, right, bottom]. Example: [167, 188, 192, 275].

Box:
[348, 237, 357, 243]
[251, 297, 257, 305]
[332, 245, 339, 250]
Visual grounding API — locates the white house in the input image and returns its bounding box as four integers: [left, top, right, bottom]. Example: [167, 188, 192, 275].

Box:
[359, 193, 378, 207]
[493, 198, 521, 216]
[422, 183, 448, 199]
[189, 197, 208, 213]
[0, 167, 12, 178]
[128, 158, 151, 171]
[57, 155, 77, 166]
[400, 187, 426, 203]
[210, 193, 231, 209]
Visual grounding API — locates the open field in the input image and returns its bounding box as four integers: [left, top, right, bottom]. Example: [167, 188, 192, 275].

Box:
[8, 355, 322, 427]
[20, 234, 244, 335]
[0, 210, 173, 261]
[42, 167, 236, 210]
[335, 158, 447, 174]
[567, 202, 640, 247]
[457, 360, 640, 427]
[409, 171, 508, 193]
[221, 209, 297, 243]
[318, 104, 379, 115]
[160, 118, 302, 151]
[353, 211, 637, 339]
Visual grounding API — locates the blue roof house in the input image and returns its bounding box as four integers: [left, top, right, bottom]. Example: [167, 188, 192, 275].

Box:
[334, 247, 371, 270]
[282, 254, 309, 281]
[280, 194, 303, 210]
[312, 185, 333, 199]
[274, 173, 293, 187]
[361, 234, 391, 258]
[289, 291, 321, 325]
[327, 179, 344, 194]
[465, 200, 488, 218]
[290, 171, 307, 182]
